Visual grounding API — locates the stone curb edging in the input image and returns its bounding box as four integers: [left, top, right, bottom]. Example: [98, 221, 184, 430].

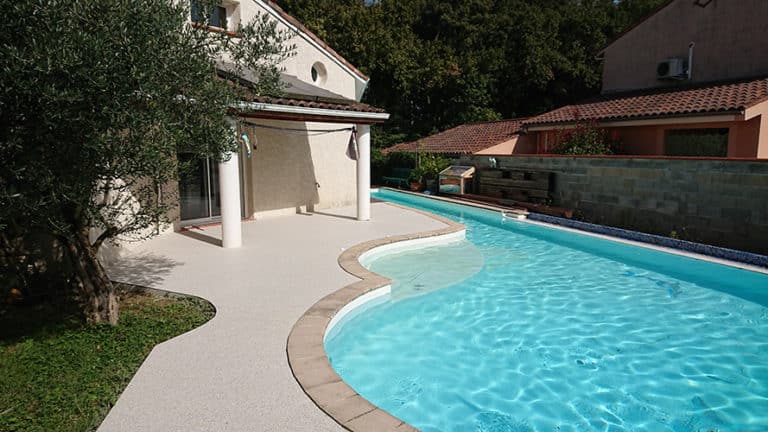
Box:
[286, 203, 465, 432]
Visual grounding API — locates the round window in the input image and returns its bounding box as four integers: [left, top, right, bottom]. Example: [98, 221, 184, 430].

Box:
[311, 66, 318, 82]
[310, 62, 327, 85]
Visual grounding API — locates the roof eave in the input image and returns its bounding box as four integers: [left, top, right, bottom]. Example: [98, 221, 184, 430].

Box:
[234, 101, 389, 124]
[524, 110, 745, 130]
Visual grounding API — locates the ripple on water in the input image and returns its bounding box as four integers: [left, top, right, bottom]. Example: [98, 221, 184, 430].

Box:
[475, 411, 533, 432]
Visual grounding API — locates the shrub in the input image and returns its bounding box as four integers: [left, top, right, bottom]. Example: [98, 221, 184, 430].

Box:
[418, 152, 452, 180]
[551, 117, 619, 155]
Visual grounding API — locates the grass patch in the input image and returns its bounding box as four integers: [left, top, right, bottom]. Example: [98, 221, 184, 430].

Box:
[0, 285, 214, 432]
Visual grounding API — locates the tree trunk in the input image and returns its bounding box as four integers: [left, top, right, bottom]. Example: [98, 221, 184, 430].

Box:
[65, 228, 119, 325]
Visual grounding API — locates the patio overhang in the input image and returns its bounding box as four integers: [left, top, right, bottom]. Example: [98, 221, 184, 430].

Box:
[218, 101, 388, 249]
[234, 101, 390, 124]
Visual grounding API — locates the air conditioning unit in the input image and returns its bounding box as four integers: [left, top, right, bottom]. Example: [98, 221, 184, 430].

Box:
[656, 57, 687, 80]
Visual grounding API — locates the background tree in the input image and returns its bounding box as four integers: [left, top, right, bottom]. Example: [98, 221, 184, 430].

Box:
[278, 0, 666, 150]
[0, 0, 292, 324]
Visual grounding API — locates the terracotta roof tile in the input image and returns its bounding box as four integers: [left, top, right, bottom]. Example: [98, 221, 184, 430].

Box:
[382, 118, 527, 154]
[246, 94, 386, 113]
[223, 76, 386, 114]
[524, 77, 768, 127]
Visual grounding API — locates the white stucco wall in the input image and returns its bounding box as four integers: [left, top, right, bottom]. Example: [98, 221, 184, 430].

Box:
[239, 119, 357, 219]
[92, 179, 178, 264]
[237, 0, 366, 100]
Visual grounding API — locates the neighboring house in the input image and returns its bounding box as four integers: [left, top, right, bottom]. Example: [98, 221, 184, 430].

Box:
[525, 0, 768, 158]
[174, 0, 388, 248]
[387, 0, 768, 159]
[381, 118, 531, 156]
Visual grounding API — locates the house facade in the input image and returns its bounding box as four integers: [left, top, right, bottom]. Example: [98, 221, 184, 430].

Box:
[524, 0, 768, 159]
[383, 0, 767, 160]
[174, 1, 388, 248]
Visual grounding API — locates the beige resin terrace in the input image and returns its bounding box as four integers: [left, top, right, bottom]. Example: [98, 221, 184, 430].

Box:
[99, 201, 458, 432]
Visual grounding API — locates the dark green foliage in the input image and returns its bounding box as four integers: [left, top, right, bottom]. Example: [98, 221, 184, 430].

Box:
[0, 0, 290, 246]
[418, 152, 453, 180]
[0, 0, 291, 323]
[551, 118, 618, 155]
[371, 147, 417, 185]
[278, 0, 667, 149]
[0, 289, 215, 432]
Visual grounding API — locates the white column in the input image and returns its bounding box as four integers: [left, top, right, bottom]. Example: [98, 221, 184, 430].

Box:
[356, 124, 371, 221]
[219, 122, 243, 248]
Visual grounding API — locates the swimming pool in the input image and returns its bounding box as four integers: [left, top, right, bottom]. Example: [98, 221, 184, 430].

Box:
[325, 189, 768, 432]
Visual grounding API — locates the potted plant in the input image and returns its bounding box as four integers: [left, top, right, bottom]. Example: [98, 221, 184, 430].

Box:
[408, 166, 425, 191]
[419, 153, 452, 193]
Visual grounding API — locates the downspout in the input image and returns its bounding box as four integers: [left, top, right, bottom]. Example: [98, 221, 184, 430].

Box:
[687, 42, 695, 80]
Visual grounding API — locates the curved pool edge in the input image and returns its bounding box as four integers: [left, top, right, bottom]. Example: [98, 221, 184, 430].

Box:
[286, 203, 465, 432]
[380, 187, 768, 274]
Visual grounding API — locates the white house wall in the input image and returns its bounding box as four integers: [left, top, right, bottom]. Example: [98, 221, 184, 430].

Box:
[239, 1, 363, 100]
[93, 178, 178, 264]
[241, 119, 357, 219]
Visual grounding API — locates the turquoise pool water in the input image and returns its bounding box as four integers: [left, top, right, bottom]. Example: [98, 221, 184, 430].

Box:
[325, 189, 768, 432]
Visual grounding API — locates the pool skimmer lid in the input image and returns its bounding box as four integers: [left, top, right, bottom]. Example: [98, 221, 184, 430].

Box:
[502, 209, 527, 220]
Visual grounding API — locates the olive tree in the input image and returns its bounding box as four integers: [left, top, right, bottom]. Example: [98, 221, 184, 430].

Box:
[0, 0, 293, 324]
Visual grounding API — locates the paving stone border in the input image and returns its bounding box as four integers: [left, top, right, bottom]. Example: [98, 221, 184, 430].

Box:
[286, 203, 465, 432]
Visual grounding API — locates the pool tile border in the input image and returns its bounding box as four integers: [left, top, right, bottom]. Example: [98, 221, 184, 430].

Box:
[525, 213, 768, 269]
[286, 203, 465, 432]
[382, 187, 768, 271]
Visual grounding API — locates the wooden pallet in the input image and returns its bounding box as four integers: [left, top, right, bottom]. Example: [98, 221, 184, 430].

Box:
[477, 169, 552, 204]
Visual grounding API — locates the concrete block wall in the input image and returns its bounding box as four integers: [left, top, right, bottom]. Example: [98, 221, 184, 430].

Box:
[459, 156, 768, 254]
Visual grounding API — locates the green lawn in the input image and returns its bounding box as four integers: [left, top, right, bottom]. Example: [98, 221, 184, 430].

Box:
[0, 287, 214, 432]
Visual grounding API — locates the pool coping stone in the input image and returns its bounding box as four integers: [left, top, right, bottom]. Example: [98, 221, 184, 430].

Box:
[286, 202, 465, 432]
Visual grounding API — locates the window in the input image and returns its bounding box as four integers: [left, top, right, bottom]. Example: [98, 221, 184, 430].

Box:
[191, 1, 229, 29]
[664, 128, 728, 157]
[311, 62, 327, 85]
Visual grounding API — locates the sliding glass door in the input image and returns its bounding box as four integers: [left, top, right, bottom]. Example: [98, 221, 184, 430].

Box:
[178, 154, 221, 224]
